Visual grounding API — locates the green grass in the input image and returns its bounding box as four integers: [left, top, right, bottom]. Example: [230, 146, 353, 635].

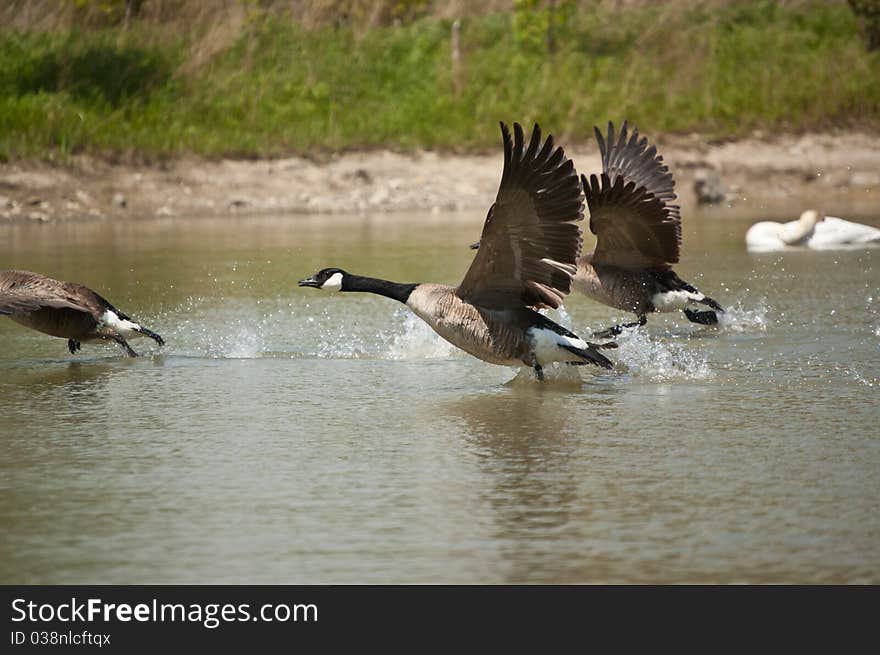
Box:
[1, 1, 878, 161]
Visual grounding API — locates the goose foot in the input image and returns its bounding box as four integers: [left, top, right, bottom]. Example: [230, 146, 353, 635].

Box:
[67, 339, 81, 354]
[110, 333, 139, 357]
[135, 326, 165, 347]
[533, 364, 545, 381]
[592, 315, 647, 339]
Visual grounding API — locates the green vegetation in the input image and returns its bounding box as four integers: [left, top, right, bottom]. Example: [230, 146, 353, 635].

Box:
[1, 1, 878, 161]
[849, 0, 880, 50]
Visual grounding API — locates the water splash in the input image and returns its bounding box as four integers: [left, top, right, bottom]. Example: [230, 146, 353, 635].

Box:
[550, 305, 574, 330]
[158, 296, 458, 361]
[305, 304, 456, 360]
[313, 313, 373, 359]
[538, 305, 715, 381]
[152, 294, 746, 379]
[158, 297, 269, 358]
[606, 328, 713, 381]
[381, 309, 459, 360]
[717, 299, 771, 333]
[847, 369, 878, 388]
[866, 294, 880, 338]
[505, 364, 585, 387]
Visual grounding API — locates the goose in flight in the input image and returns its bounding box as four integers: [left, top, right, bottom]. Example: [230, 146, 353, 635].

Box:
[0, 270, 164, 356]
[576, 121, 724, 336]
[299, 122, 615, 380]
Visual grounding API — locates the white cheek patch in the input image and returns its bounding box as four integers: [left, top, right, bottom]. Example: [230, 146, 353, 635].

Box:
[321, 272, 344, 292]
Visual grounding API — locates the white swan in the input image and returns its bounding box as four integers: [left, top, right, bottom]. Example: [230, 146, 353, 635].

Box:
[745, 210, 880, 251]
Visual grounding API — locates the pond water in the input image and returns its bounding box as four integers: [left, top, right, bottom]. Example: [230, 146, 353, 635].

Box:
[1, 207, 878, 583]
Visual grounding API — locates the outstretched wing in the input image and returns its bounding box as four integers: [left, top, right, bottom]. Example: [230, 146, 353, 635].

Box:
[586, 121, 681, 269]
[0, 291, 87, 315]
[595, 120, 676, 202]
[456, 122, 584, 309]
[0, 270, 96, 316]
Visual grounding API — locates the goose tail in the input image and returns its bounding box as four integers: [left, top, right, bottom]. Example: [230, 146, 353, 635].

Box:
[559, 342, 615, 369]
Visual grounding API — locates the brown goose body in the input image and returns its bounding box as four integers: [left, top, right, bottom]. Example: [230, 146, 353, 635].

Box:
[574, 257, 657, 316]
[0, 270, 164, 356]
[405, 283, 576, 367]
[574, 255, 718, 317]
[300, 123, 616, 379]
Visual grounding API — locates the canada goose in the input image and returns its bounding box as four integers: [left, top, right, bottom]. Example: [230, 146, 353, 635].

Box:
[470, 121, 724, 338]
[575, 121, 724, 336]
[745, 210, 880, 251]
[299, 122, 615, 380]
[0, 270, 164, 357]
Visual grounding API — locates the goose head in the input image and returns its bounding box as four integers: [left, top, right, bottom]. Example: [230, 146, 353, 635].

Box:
[778, 209, 826, 245]
[298, 267, 348, 292]
[799, 209, 825, 228]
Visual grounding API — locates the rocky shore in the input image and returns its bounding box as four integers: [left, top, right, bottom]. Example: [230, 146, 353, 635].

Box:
[2, 130, 879, 224]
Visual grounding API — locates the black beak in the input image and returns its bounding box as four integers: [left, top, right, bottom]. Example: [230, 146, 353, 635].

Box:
[469, 241, 481, 250]
[298, 277, 320, 288]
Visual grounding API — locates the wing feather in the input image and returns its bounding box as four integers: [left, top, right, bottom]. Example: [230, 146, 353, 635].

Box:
[457, 122, 584, 309]
[0, 270, 100, 316]
[586, 121, 681, 268]
[0, 291, 89, 315]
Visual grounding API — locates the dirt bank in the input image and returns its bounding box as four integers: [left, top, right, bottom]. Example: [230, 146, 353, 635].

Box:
[2, 130, 879, 224]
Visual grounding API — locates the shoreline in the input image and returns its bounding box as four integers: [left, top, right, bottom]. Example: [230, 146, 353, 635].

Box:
[2, 129, 879, 224]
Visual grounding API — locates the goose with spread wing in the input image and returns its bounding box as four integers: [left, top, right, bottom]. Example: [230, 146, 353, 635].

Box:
[576, 121, 724, 337]
[0, 270, 164, 356]
[299, 122, 615, 380]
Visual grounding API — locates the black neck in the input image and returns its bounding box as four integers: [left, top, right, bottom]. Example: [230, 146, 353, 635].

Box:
[343, 275, 418, 304]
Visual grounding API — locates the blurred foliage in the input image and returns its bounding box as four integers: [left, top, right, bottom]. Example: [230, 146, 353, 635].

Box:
[1, 0, 878, 161]
[1, 34, 171, 105]
[848, 0, 880, 49]
[512, 0, 577, 55]
[64, 0, 147, 26]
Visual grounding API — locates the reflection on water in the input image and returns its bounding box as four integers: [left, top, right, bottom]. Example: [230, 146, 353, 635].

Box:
[445, 388, 618, 582]
[0, 208, 878, 583]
